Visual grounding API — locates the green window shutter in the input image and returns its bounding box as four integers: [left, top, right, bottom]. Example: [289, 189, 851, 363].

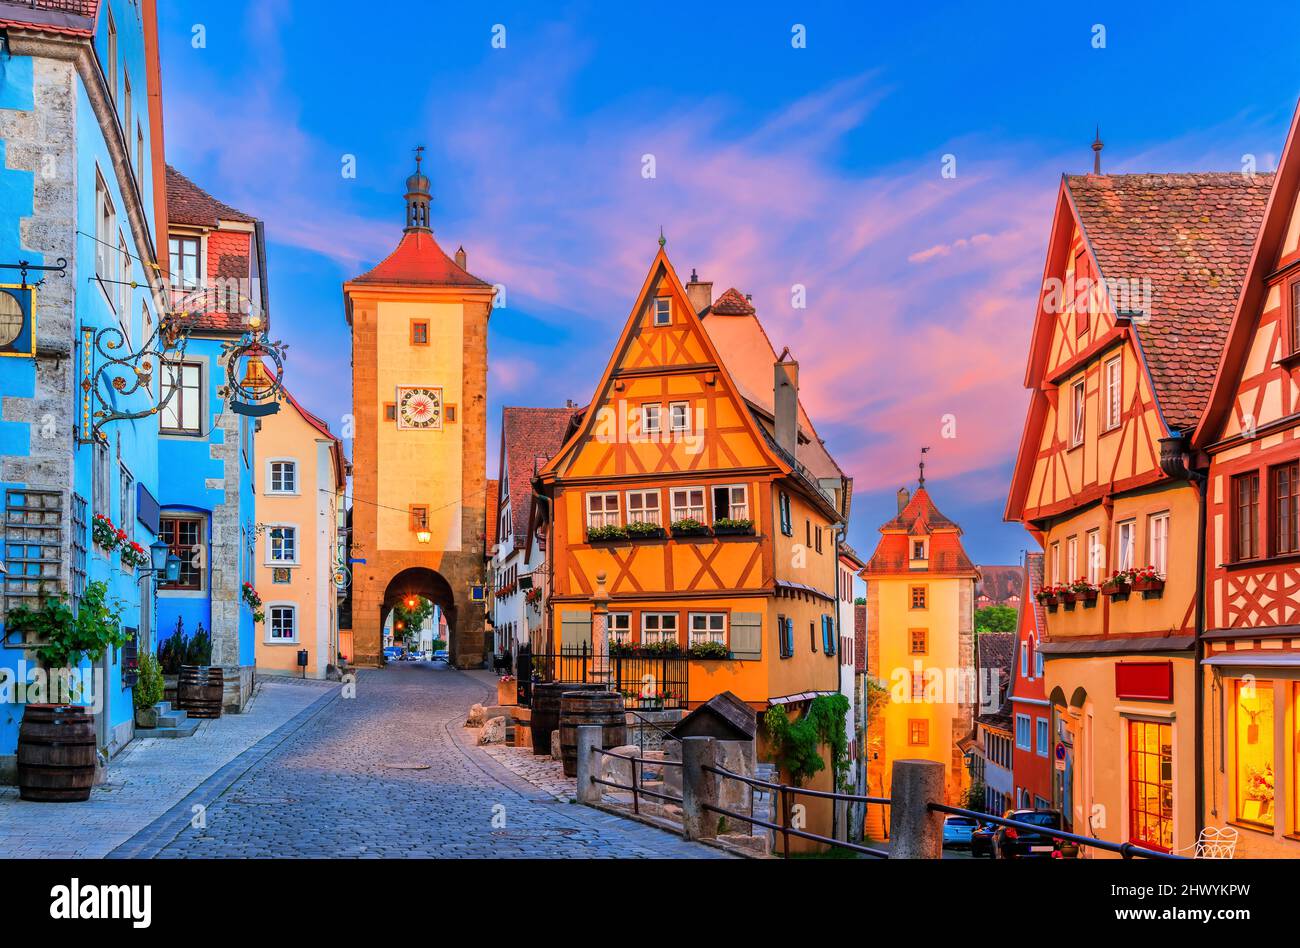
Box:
[560, 610, 592, 648]
[731, 612, 762, 660]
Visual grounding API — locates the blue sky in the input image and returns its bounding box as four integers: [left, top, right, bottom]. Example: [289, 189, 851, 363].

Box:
[157, 1, 1300, 568]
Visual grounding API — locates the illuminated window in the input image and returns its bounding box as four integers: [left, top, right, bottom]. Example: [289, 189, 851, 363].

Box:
[908, 719, 929, 746]
[1234, 679, 1274, 829]
[409, 505, 428, 532]
[1127, 719, 1174, 851]
[910, 586, 927, 610]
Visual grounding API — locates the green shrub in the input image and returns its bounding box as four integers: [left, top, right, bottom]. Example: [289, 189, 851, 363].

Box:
[764, 693, 851, 788]
[625, 521, 662, 536]
[687, 640, 729, 659]
[134, 652, 164, 709]
[185, 623, 212, 666]
[587, 524, 630, 541]
[156, 618, 187, 675]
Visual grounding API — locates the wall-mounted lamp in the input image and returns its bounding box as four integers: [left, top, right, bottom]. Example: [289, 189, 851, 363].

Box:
[416, 529, 431, 544]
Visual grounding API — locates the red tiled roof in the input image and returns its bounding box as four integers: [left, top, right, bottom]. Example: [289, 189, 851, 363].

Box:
[711, 287, 755, 315]
[1024, 552, 1045, 644]
[351, 230, 490, 287]
[1067, 172, 1273, 431]
[975, 565, 1024, 604]
[500, 407, 574, 550]
[277, 380, 348, 490]
[975, 631, 1016, 725]
[862, 486, 976, 576]
[854, 602, 866, 674]
[485, 479, 499, 557]
[166, 165, 256, 227]
[0, 0, 98, 36]
[878, 486, 958, 533]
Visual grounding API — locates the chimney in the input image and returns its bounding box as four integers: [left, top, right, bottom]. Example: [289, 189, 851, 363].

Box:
[685, 268, 713, 314]
[774, 347, 799, 459]
[455, 245, 468, 269]
[896, 486, 910, 514]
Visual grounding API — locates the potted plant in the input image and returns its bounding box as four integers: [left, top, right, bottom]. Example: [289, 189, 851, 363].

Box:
[133, 652, 165, 728]
[91, 514, 122, 553]
[1070, 578, 1099, 604]
[241, 581, 265, 623]
[120, 540, 150, 570]
[1132, 566, 1165, 594]
[1035, 585, 1060, 610]
[625, 520, 665, 540]
[670, 517, 710, 538]
[642, 639, 683, 658]
[687, 640, 730, 660]
[586, 524, 630, 543]
[1100, 569, 1135, 599]
[711, 517, 754, 536]
[156, 618, 188, 702]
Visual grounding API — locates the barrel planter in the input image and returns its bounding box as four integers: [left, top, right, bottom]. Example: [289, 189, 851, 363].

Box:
[17, 704, 97, 802]
[559, 690, 627, 778]
[177, 665, 224, 719]
[530, 681, 603, 756]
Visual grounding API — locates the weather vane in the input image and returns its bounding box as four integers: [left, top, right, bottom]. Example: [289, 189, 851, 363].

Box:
[919, 446, 930, 486]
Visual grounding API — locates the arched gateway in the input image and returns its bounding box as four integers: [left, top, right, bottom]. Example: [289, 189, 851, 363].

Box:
[344, 153, 493, 667]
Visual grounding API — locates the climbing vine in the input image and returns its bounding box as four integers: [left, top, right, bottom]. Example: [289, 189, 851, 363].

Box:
[764, 693, 851, 788]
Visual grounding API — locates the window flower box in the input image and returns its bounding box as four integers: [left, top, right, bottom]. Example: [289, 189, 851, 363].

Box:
[687, 641, 730, 660]
[712, 518, 754, 536]
[586, 525, 630, 543]
[670, 518, 711, 538]
[624, 521, 665, 540]
[1132, 567, 1165, 594]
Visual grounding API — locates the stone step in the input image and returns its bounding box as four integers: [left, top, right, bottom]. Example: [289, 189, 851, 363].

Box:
[155, 701, 174, 714]
[157, 709, 189, 728]
[148, 717, 200, 739]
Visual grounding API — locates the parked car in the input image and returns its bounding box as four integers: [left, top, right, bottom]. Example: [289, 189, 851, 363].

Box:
[993, 809, 1077, 859]
[971, 821, 996, 858]
[382, 646, 403, 663]
[432, 649, 449, 663]
[943, 815, 978, 848]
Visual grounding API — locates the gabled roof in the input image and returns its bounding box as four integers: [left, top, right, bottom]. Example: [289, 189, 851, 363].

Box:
[276, 379, 348, 491]
[166, 165, 256, 227]
[1197, 99, 1300, 447]
[711, 287, 756, 315]
[350, 230, 490, 287]
[975, 565, 1024, 604]
[0, 0, 98, 37]
[1067, 172, 1272, 432]
[975, 631, 1016, 728]
[499, 406, 573, 551]
[862, 485, 977, 577]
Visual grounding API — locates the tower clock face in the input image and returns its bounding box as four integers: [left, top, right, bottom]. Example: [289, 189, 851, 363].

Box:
[0, 288, 28, 351]
[397, 386, 443, 429]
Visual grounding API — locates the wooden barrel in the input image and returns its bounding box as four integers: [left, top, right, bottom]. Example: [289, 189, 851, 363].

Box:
[530, 682, 603, 756]
[559, 690, 627, 777]
[177, 665, 224, 719]
[17, 704, 97, 802]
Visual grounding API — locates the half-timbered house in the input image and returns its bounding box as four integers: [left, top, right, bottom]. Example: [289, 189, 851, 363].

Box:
[1005, 168, 1270, 854]
[1193, 102, 1300, 857]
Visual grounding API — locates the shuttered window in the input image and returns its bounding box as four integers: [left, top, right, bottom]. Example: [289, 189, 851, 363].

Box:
[730, 612, 762, 660]
[560, 610, 592, 648]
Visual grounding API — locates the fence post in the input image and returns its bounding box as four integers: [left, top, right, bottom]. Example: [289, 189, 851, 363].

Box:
[575, 724, 603, 805]
[681, 736, 718, 840]
[888, 759, 945, 858]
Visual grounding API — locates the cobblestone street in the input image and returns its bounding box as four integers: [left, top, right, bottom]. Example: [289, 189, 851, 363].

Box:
[116, 663, 727, 858]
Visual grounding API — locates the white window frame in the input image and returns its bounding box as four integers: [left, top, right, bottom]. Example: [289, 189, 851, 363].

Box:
[713, 484, 749, 521]
[608, 612, 631, 645]
[1149, 511, 1169, 577]
[641, 612, 678, 645]
[688, 612, 727, 646]
[160, 359, 204, 435]
[640, 403, 662, 435]
[265, 523, 299, 566]
[95, 169, 116, 288]
[1104, 355, 1122, 431]
[652, 296, 671, 327]
[1116, 519, 1136, 572]
[1070, 377, 1086, 448]
[1050, 541, 1060, 586]
[670, 486, 706, 523]
[1020, 643, 1029, 679]
[669, 401, 690, 432]
[266, 459, 299, 495]
[1066, 535, 1078, 582]
[169, 234, 201, 291]
[266, 603, 298, 644]
[117, 231, 131, 334]
[1086, 528, 1102, 585]
[585, 492, 621, 530]
[1015, 714, 1032, 751]
[1035, 649, 1044, 678]
[119, 464, 135, 540]
[1036, 717, 1050, 757]
[625, 489, 661, 526]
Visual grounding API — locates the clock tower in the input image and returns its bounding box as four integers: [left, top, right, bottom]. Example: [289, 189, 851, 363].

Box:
[344, 152, 493, 667]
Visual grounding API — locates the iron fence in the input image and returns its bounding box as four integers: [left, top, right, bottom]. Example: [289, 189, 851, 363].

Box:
[519, 643, 688, 711]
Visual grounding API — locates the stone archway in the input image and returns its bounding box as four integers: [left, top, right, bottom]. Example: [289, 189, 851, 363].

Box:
[380, 567, 457, 652]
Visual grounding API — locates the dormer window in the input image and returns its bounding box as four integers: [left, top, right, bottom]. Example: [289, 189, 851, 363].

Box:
[653, 297, 671, 327]
[912, 539, 927, 560]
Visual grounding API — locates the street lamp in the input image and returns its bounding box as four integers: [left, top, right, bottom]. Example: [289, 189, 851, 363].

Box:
[415, 529, 431, 544]
[149, 539, 170, 572]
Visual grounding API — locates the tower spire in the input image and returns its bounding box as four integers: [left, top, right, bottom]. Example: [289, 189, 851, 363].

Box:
[918, 445, 930, 487]
[1092, 126, 1104, 175]
[404, 145, 432, 233]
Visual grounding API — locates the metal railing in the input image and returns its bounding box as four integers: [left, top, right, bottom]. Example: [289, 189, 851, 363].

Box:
[702, 763, 890, 858]
[589, 746, 683, 817]
[521, 644, 688, 710]
[927, 803, 1186, 860]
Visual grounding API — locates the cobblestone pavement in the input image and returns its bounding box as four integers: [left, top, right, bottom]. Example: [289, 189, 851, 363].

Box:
[0, 676, 336, 858]
[480, 737, 573, 801]
[136, 663, 728, 858]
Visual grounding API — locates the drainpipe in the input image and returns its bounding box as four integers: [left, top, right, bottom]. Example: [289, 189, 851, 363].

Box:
[532, 485, 554, 652]
[1158, 432, 1208, 841]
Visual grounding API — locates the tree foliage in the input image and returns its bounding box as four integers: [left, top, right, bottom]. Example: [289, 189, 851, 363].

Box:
[764, 693, 851, 788]
[975, 605, 1017, 634]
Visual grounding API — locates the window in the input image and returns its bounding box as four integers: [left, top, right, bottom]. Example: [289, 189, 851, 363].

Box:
[910, 586, 927, 610]
[626, 489, 661, 526]
[1050, 542, 1060, 586]
[161, 360, 202, 434]
[268, 605, 297, 642]
[123, 69, 132, 144]
[1036, 718, 1050, 757]
[169, 235, 199, 291]
[1233, 679, 1274, 829]
[909, 628, 927, 655]
[1066, 535, 1078, 582]
[1104, 356, 1122, 431]
[1086, 529, 1102, 584]
[136, 124, 144, 186]
[268, 525, 298, 564]
[669, 401, 689, 432]
[141, 301, 154, 353]
[652, 296, 671, 326]
[384, 403, 397, 422]
[117, 233, 131, 325]
[1015, 714, 1031, 751]
[1128, 719, 1174, 851]
[779, 491, 793, 536]
[908, 720, 929, 746]
[1070, 378, 1086, 447]
[1292, 281, 1300, 354]
[105, 9, 117, 103]
[1271, 462, 1300, 555]
[911, 539, 927, 560]
[689, 613, 726, 646]
[1020, 641, 1029, 678]
[820, 615, 835, 655]
[410, 505, 428, 533]
[269, 460, 297, 494]
[1074, 249, 1091, 336]
[640, 403, 661, 435]
[608, 612, 631, 645]
[446, 405, 457, 423]
[778, 616, 794, 658]
[641, 612, 678, 646]
[95, 172, 116, 284]
[1116, 519, 1136, 572]
[670, 487, 705, 523]
[159, 516, 203, 590]
[712, 484, 748, 522]
[92, 438, 111, 519]
[1148, 512, 1169, 575]
[119, 465, 135, 540]
[1035, 649, 1043, 678]
[586, 492, 620, 529]
[809, 620, 817, 653]
[410, 320, 429, 345]
[814, 525, 823, 554]
[1232, 472, 1260, 561]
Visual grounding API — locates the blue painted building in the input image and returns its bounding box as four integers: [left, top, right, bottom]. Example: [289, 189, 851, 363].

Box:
[0, 0, 170, 771]
[155, 167, 265, 710]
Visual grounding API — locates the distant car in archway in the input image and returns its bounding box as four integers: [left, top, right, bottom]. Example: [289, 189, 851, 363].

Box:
[432, 649, 449, 664]
[382, 646, 403, 663]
